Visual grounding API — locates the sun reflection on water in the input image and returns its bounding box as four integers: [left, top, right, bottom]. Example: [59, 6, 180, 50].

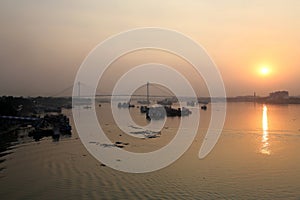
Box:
[261, 104, 270, 155]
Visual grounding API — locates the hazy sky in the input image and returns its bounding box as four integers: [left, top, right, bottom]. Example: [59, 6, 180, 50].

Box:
[0, 0, 299, 97]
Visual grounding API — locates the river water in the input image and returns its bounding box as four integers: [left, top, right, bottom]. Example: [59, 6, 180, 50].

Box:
[0, 102, 300, 199]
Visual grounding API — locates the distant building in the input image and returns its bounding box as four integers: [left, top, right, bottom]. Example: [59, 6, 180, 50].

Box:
[269, 91, 289, 100]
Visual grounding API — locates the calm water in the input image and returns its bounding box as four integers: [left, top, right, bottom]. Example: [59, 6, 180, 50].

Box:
[0, 102, 300, 199]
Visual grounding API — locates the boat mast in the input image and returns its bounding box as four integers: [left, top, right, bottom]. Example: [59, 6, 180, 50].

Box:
[78, 81, 81, 98]
[147, 82, 149, 105]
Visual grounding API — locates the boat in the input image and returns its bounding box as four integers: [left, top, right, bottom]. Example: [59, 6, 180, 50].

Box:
[83, 105, 92, 109]
[147, 105, 166, 120]
[201, 105, 207, 110]
[145, 105, 192, 120]
[181, 107, 192, 116]
[137, 82, 192, 119]
[187, 101, 196, 106]
[52, 128, 60, 141]
[157, 99, 172, 106]
[137, 100, 150, 104]
[140, 106, 149, 113]
[118, 102, 135, 108]
[164, 106, 191, 117]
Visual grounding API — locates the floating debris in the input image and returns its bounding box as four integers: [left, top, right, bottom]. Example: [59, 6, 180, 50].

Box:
[98, 141, 130, 148]
[130, 130, 161, 138]
[115, 141, 129, 148]
[128, 125, 143, 130]
[145, 134, 158, 138]
[100, 143, 116, 148]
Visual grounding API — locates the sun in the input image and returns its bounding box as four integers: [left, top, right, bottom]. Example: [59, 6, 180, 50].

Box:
[259, 66, 271, 76]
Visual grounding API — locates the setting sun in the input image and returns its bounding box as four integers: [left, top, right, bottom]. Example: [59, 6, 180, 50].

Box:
[259, 66, 271, 76]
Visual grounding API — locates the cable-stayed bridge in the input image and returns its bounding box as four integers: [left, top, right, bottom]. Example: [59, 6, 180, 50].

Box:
[49, 82, 176, 99]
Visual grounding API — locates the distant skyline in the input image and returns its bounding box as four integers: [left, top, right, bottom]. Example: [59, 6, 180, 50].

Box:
[0, 0, 299, 97]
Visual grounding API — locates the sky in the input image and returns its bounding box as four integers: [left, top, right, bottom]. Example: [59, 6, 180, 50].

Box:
[0, 0, 299, 97]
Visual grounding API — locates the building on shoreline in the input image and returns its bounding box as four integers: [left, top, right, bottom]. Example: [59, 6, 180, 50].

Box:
[266, 91, 289, 104]
[269, 91, 289, 100]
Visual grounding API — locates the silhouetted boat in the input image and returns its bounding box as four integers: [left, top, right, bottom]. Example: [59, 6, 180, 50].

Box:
[118, 102, 135, 108]
[137, 100, 150, 104]
[201, 105, 207, 110]
[157, 99, 172, 106]
[148, 105, 166, 120]
[140, 106, 148, 113]
[187, 101, 196, 106]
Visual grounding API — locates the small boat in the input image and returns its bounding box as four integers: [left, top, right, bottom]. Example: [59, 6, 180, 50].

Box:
[181, 107, 192, 116]
[52, 128, 60, 142]
[83, 105, 92, 109]
[118, 102, 135, 108]
[140, 106, 149, 113]
[137, 100, 150, 104]
[147, 105, 166, 120]
[201, 105, 207, 110]
[187, 101, 196, 106]
[157, 99, 173, 106]
[144, 105, 192, 120]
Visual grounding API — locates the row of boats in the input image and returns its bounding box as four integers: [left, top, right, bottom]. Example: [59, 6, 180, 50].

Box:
[28, 114, 72, 141]
[118, 99, 208, 120]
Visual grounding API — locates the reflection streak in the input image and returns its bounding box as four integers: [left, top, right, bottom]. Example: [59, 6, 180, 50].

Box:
[261, 104, 270, 155]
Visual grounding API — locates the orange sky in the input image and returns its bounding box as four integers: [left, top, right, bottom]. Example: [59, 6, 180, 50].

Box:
[0, 0, 299, 96]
